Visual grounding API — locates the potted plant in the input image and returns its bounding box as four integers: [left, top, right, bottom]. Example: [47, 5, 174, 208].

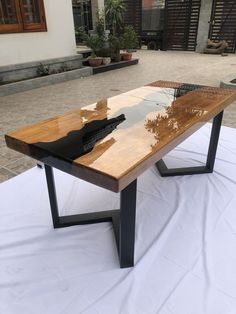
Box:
[74, 26, 86, 44]
[84, 35, 103, 67]
[121, 25, 138, 61]
[105, 0, 125, 35]
[95, 11, 111, 65]
[109, 34, 122, 62]
[101, 47, 111, 65]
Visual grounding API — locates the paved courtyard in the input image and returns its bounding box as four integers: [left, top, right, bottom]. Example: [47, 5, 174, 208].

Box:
[0, 49, 236, 183]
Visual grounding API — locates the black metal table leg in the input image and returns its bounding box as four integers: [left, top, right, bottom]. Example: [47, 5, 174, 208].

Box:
[44, 164, 137, 268]
[156, 110, 224, 177]
[119, 179, 137, 268]
[45, 164, 60, 228]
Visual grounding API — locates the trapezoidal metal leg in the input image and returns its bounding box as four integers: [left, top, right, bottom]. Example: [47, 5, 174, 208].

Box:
[119, 179, 137, 268]
[156, 110, 224, 177]
[44, 164, 137, 268]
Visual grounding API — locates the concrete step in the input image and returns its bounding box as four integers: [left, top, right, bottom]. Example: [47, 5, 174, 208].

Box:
[76, 47, 92, 59]
[0, 55, 84, 85]
[0, 67, 93, 96]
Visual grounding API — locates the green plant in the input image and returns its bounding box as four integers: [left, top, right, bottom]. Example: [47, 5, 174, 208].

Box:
[96, 10, 105, 38]
[109, 34, 122, 61]
[105, 0, 125, 35]
[109, 34, 122, 50]
[60, 63, 71, 72]
[121, 25, 138, 52]
[49, 69, 58, 75]
[37, 63, 50, 76]
[83, 34, 103, 58]
[74, 26, 86, 42]
[100, 47, 111, 57]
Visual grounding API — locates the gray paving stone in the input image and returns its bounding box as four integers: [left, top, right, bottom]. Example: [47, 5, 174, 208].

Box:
[4, 156, 37, 174]
[0, 167, 16, 183]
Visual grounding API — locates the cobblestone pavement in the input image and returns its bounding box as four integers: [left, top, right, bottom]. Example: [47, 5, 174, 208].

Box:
[1, 50, 236, 182]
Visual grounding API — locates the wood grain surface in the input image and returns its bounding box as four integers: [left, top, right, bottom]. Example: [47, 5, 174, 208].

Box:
[5, 81, 236, 192]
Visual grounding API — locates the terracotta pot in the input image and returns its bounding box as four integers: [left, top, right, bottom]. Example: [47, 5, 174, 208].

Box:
[121, 52, 132, 61]
[88, 57, 102, 67]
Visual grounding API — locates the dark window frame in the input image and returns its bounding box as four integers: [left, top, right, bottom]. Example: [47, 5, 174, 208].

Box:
[0, 0, 47, 34]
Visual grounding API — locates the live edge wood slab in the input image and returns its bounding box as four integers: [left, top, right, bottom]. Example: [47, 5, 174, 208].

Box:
[5, 81, 236, 192]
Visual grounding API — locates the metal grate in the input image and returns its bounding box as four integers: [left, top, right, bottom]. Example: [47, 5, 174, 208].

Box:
[164, 0, 201, 51]
[209, 0, 236, 53]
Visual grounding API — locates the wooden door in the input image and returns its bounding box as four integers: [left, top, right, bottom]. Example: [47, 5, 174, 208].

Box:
[164, 0, 201, 51]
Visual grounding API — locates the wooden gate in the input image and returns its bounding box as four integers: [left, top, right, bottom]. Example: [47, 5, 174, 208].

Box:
[164, 0, 201, 51]
[209, 0, 236, 53]
[124, 0, 142, 33]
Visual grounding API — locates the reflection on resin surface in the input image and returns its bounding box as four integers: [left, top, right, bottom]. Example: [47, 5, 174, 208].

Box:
[173, 83, 204, 98]
[143, 82, 207, 145]
[72, 82, 228, 177]
[80, 99, 110, 123]
[7, 81, 236, 181]
[145, 101, 205, 149]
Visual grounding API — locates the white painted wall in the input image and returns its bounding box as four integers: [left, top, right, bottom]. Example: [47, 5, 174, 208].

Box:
[0, 0, 76, 66]
[91, 0, 104, 30]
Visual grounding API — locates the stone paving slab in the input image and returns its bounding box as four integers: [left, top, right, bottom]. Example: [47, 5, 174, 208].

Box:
[1, 50, 236, 183]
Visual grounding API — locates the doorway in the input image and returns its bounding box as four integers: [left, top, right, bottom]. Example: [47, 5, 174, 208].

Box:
[164, 0, 201, 51]
[209, 0, 236, 53]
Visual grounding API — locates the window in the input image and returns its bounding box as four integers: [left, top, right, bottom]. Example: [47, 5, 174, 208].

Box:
[142, 0, 165, 31]
[0, 0, 47, 33]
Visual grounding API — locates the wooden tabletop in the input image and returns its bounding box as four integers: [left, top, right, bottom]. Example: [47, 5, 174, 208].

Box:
[5, 81, 236, 192]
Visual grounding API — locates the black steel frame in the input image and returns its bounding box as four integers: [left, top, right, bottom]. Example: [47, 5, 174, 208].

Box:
[44, 164, 137, 268]
[156, 111, 224, 177]
[43, 111, 223, 267]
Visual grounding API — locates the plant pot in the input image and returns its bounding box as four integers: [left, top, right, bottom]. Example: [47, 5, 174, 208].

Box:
[113, 55, 121, 62]
[121, 52, 132, 61]
[102, 57, 111, 65]
[88, 57, 103, 67]
[110, 49, 121, 62]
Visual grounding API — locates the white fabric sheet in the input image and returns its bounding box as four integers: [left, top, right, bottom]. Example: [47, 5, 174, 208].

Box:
[1, 124, 236, 314]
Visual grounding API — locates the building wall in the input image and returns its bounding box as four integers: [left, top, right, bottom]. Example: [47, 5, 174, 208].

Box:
[91, 0, 104, 30]
[196, 0, 213, 52]
[0, 0, 76, 66]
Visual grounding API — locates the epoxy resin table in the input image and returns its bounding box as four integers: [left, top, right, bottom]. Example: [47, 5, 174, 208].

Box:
[5, 81, 236, 268]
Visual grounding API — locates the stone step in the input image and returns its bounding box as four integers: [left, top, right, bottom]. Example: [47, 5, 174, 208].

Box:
[0, 67, 92, 96]
[0, 55, 84, 85]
